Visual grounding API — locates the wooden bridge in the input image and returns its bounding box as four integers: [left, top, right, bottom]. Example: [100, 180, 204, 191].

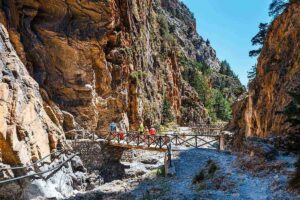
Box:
[0, 125, 227, 184]
[97, 126, 226, 151]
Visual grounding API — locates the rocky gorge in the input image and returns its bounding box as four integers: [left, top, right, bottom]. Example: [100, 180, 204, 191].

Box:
[0, 0, 299, 199]
[228, 0, 300, 149]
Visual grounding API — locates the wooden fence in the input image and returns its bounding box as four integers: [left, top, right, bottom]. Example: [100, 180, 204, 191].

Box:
[104, 131, 225, 150]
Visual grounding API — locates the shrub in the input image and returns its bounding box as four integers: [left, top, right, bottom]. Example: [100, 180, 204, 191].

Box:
[193, 160, 219, 184]
[157, 13, 169, 37]
[156, 165, 165, 176]
[193, 169, 205, 184]
[208, 161, 218, 177]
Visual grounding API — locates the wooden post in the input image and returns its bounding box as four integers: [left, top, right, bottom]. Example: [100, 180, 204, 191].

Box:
[92, 132, 95, 142]
[137, 135, 140, 146]
[219, 132, 225, 151]
[167, 143, 172, 167]
[175, 135, 178, 145]
[147, 135, 150, 147]
[195, 135, 198, 148]
[117, 133, 120, 144]
[159, 136, 162, 148]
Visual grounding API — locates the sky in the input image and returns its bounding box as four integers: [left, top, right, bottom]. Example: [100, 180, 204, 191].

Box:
[181, 0, 272, 86]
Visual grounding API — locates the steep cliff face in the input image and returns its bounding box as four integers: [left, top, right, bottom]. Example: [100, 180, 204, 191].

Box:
[0, 24, 63, 166]
[229, 1, 300, 137]
[0, 0, 241, 135]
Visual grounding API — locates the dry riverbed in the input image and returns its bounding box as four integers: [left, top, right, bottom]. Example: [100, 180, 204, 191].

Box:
[68, 146, 299, 200]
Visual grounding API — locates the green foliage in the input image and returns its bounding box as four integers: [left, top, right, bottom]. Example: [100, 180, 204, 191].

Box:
[180, 56, 211, 76]
[156, 165, 165, 176]
[269, 0, 288, 17]
[193, 169, 205, 184]
[130, 70, 148, 80]
[162, 98, 174, 125]
[207, 89, 232, 122]
[249, 23, 269, 57]
[193, 159, 219, 185]
[247, 64, 257, 80]
[182, 67, 210, 104]
[180, 56, 233, 122]
[207, 160, 218, 177]
[220, 60, 238, 79]
[157, 13, 169, 37]
[206, 39, 210, 46]
[130, 70, 148, 87]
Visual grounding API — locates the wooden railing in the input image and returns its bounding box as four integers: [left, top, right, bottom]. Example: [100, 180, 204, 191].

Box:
[0, 149, 77, 184]
[103, 131, 225, 150]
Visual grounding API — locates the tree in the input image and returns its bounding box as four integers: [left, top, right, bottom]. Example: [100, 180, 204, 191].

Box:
[207, 89, 232, 122]
[162, 98, 174, 124]
[247, 64, 257, 80]
[213, 90, 232, 121]
[249, 48, 262, 58]
[249, 23, 269, 57]
[269, 0, 288, 18]
[182, 66, 210, 105]
[220, 60, 236, 78]
[206, 39, 210, 45]
[251, 23, 269, 46]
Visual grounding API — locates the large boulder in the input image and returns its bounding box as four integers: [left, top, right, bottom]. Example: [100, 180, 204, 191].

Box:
[241, 137, 278, 161]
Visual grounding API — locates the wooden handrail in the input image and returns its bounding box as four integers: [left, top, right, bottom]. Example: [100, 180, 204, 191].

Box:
[0, 153, 77, 184]
[0, 150, 64, 171]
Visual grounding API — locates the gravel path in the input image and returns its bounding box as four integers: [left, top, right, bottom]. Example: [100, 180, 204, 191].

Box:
[127, 148, 298, 200]
[69, 148, 299, 200]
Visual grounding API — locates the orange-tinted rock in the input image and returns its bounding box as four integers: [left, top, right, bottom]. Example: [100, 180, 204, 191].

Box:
[0, 24, 63, 165]
[229, 2, 300, 138]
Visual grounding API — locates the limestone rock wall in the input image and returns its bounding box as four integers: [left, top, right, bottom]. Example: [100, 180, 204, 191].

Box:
[0, 24, 63, 166]
[0, 0, 241, 135]
[228, 1, 300, 137]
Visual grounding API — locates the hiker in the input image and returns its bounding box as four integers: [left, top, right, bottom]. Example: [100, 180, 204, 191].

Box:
[119, 129, 125, 140]
[110, 121, 117, 133]
[207, 117, 211, 125]
[145, 126, 149, 135]
[149, 126, 156, 135]
[138, 122, 144, 135]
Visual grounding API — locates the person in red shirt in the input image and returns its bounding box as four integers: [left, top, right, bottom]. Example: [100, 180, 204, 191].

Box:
[149, 127, 156, 135]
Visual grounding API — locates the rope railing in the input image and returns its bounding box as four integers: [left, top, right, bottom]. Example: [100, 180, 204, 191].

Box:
[0, 153, 77, 184]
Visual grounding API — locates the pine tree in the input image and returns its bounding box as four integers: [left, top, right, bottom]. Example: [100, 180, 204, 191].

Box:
[247, 64, 257, 80]
[269, 0, 288, 18]
[208, 89, 232, 122]
[249, 23, 269, 57]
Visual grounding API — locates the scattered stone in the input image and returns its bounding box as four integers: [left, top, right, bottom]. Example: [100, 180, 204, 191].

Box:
[141, 158, 159, 165]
